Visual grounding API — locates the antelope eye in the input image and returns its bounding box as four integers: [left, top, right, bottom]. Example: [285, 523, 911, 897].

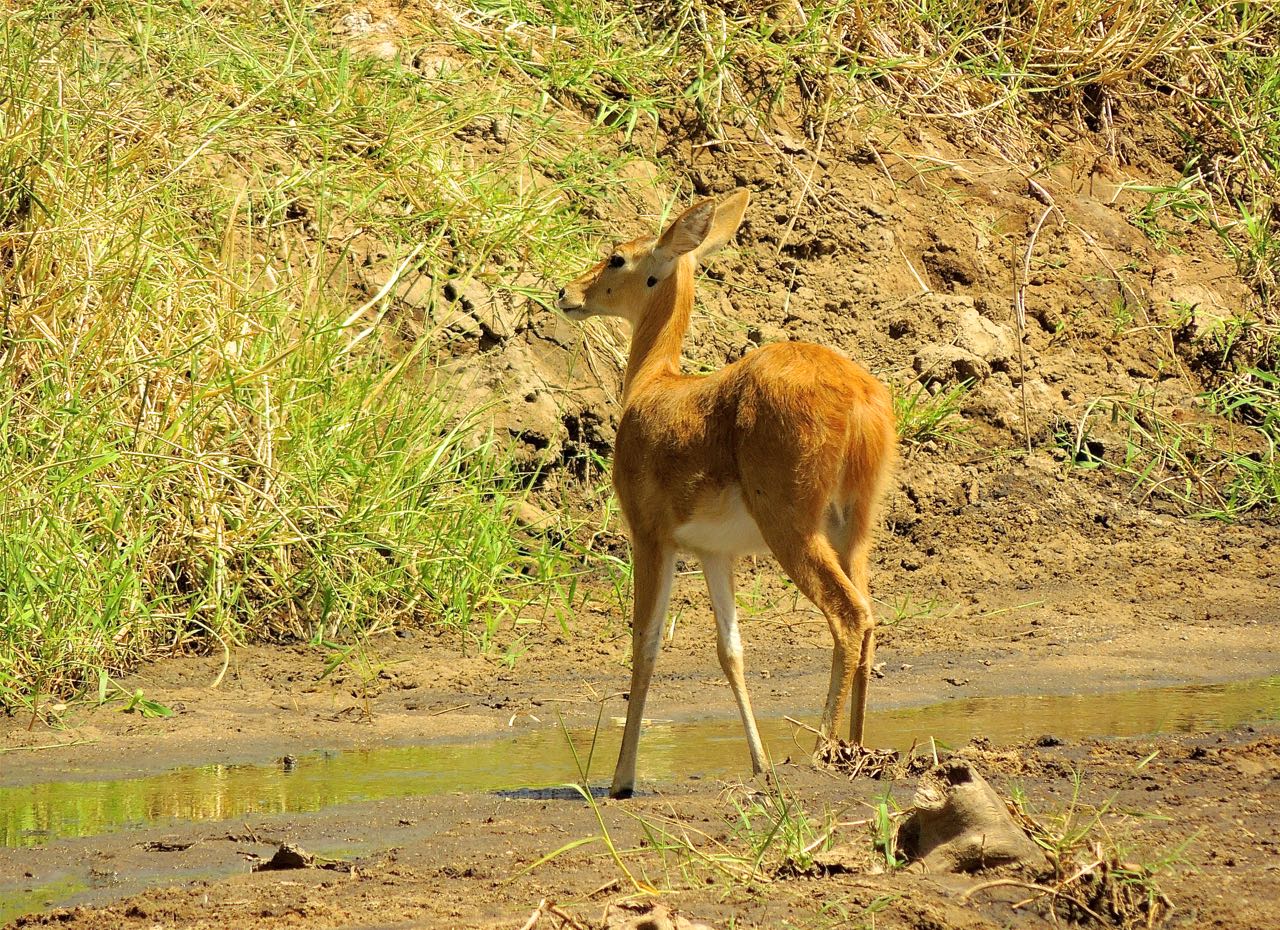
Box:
[608, 255, 625, 268]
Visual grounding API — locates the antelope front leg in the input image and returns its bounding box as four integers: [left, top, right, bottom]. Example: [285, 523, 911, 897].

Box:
[610, 537, 676, 799]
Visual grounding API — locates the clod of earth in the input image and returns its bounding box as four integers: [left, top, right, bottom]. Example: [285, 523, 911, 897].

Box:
[250, 843, 355, 873]
[898, 761, 1047, 873]
[253, 843, 314, 871]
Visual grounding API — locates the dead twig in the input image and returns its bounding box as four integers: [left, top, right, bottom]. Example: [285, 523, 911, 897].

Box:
[775, 113, 830, 259]
[783, 714, 823, 737]
[546, 902, 591, 930]
[428, 702, 471, 717]
[517, 899, 546, 930]
[1014, 201, 1056, 452]
[899, 246, 932, 295]
[0, 738, 98, 754]
[961, 877, 1109, 924]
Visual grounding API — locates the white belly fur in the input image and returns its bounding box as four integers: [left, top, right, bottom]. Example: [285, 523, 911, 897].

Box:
[672, 484, 769, 556]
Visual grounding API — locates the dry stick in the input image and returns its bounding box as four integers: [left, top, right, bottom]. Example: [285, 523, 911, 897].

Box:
[961, 877, 1108, 924]
[783, 715, 824, 738]
[1012, 857, 1105, 910]
[517, 899, 545, 930]
[865, 139, 897, 185]
[546, 903, 591, 930]
[338, 241, 427, 356]
[775, 114, 830, 259]
[799, 815, 879, 857]
[0, 738, 98, 754]
[899, 246, 932, 295]
[428, 702, 471, 717]
[1014, 203, 1055, 453]
[585, 877, 621, 899]
[26, 682, 40, 732]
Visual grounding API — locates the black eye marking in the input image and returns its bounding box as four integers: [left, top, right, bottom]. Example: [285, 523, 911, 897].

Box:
[606, 288, 611, 294]
[609, 255, 625, 268]
[647, 276, 657, 287]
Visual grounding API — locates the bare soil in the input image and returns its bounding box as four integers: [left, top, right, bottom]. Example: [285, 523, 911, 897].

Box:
[5, 7, 1280, 927]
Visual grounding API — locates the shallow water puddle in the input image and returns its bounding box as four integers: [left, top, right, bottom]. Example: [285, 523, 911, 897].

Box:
[3, 675, 1278, 850]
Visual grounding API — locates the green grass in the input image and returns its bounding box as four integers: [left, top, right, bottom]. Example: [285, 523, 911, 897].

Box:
[1003, 774, 1182, 930]
[1055, 384, 1279, 518]
[0, 0, 656, 710]
[893, 379, 972, 447]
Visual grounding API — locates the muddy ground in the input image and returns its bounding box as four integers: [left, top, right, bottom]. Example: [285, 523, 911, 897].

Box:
[3, 703, 1280, 930]
[5, 6, 1280, 926]
[2, 548, 1277, 930]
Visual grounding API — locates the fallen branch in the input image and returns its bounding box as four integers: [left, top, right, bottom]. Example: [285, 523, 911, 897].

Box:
[961, 877, 1108, 924]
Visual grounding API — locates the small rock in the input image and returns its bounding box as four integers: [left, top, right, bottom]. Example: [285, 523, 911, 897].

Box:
[433, 307, 481, 340]
[1234, 757, 1267, 777]
[914, 344, 991, 386]
[513, 500, 556, 533]
[467, 284, 519, 341]
[812, 842, 873, 874]
[944, 677, 969, 687]
[338, 10, 374, 34]
[954, 304, 1014, 367]
[605, 902, 717, 930]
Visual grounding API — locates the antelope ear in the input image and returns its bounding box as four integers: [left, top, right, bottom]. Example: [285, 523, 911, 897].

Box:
[694, 188, 750, 260]
[655, 198, 716, 257]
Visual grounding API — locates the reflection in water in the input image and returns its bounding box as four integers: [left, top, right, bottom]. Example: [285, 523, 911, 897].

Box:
[2, 676, 1278, 849]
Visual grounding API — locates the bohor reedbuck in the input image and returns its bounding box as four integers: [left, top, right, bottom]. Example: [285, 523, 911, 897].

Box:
[555, 189, 896, 797]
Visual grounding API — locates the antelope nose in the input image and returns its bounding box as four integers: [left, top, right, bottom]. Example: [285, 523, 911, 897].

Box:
[557, 287, 565, 300]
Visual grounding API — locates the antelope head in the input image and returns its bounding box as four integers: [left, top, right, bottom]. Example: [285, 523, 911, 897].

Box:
[555, 189, 750, 324]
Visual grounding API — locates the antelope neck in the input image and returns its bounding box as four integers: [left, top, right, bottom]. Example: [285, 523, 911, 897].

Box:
[621, 256, 695, 404]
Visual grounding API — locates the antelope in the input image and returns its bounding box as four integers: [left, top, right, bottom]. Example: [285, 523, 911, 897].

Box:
[555, 189, 896, 798]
